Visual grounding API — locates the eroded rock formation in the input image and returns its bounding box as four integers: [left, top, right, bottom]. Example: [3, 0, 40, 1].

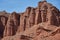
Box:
[0, 0, 60, 40]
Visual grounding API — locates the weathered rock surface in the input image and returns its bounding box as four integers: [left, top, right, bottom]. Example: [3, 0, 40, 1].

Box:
[3, 12, 20, 37]
[0, 0, 60, 40]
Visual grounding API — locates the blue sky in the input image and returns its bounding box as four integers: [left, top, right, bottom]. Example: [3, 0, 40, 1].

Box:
[0, 0, 60, 13]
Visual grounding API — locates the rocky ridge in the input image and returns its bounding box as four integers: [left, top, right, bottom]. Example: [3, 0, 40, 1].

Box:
[0, 0, 60, 40]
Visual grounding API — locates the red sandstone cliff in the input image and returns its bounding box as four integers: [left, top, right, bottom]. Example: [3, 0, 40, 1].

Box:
[0, 0, 60, 40]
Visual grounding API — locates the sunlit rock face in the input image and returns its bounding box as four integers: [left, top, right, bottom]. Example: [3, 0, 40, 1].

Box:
[0, 1, 60, 40]
[3, 12, 20, 37]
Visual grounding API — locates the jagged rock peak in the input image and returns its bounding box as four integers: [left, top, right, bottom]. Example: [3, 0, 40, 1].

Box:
[1, 0, 60, 40]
